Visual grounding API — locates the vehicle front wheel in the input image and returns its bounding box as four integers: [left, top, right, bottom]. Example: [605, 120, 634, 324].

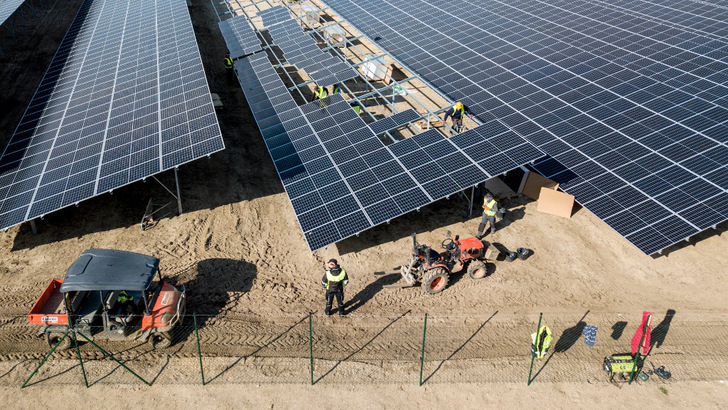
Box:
[149, 332, 172, 349]
[422, 268, 449, 295]
[46, 332, 72, 350]
[468, 261, 489, 279]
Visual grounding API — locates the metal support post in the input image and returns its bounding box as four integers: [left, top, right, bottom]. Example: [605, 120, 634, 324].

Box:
[30, 219, 38, 234]
[629, 314, 651, 385]
[194, 313, 205, 385]
[72, 328, 88, 388]
[21, 330, 71, 388]
[419, 313, 428, 386]
[528, 312, 543, 386]
[308, 312, 314, 385]
[76, 332, 152, 386]
[174, 167, 183, 214]
[467, 186, 475, 219]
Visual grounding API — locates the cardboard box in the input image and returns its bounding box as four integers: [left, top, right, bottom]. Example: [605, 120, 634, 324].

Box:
[537, 187, 574, 219]
[522, 172, 559, 200]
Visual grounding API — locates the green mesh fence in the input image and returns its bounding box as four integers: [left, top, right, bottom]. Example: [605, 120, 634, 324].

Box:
[2, 311, 728, 386]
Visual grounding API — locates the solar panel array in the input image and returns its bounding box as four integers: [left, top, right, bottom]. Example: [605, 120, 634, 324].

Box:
[219, 15, 262, 59]
[260, 6, 357, 87]
[0, 0, 25, 26]
[368, 108, 420, 135]
[323, 0, 728, 255]
[0, 0, 224, 231]
[235, 51, 541, 250]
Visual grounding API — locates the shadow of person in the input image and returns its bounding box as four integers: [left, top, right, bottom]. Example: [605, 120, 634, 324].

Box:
[345, 273, 402, 314]
[648, 309, 676, 354]
[611, 321, 628, 340]
[554, 321, 587, 353]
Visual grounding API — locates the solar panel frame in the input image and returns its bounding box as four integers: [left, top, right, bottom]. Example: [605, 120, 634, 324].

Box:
[219, 15, 262, 59]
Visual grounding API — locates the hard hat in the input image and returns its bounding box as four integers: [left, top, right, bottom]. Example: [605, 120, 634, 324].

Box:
[455, 102, 463, 109]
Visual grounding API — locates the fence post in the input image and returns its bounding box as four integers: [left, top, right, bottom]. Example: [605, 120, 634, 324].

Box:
[194, 313, 205, 386]
[629, 314, 651, 385]
[72, 328, 88, 388]
[419, 313, 428, 386]
[21, 329, 71, 388]
[527, 312, 543, 386]
[308, 312, 314, 385]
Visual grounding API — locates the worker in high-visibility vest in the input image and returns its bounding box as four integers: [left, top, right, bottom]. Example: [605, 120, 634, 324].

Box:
[312, 84, 329, 102]
[531, 325, 553, 358]
[350, 101, 361, 115]
[224, 52, 234, 84]
[332, 83, 341, 94]
[320, 259, 349, 316]
[442, 101, 473, 132]
[476, 192, 498, 239]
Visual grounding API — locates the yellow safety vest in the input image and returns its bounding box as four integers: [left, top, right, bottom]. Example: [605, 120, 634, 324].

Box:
[454, 104, 465, 117]
[483, 198, 496, 216]
[333, 84, 341, 94]
[117, 291, 133, 304]
[531, 325, 553, 358]
[224, 57, 233, 68]
[315, 86, 328, 99]
[324, 269, 347, 289]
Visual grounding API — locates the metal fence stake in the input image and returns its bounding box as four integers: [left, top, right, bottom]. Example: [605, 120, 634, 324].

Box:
[21, 329, 71, 388]
[194, 314, 205, 385]
[309, 312, 314, 385]
[76, 332, 151, 386]
[528, 313, 543, 386]
[72, 330, 88, 388]
[629, 314, 651, 385]
[419, 313, 428, 386]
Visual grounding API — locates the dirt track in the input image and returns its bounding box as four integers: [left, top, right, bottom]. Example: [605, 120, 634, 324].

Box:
[1, 0, 728, 406]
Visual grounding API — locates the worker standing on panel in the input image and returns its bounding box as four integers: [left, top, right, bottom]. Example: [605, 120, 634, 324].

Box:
[442, 101, 473, 133]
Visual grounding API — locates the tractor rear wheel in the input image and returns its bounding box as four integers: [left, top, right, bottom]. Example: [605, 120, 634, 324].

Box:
[422, 268, 449, 295]
[149, 331, 172, 349]
[46, 332, 72, 350]
[468, 261, 488, 279]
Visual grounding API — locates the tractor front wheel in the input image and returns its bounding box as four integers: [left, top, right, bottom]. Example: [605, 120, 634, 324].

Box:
[46, 332, 72, 350]
[149, 331, 172, 349]
[468, 261, 489, 279]
[422, 268, 449, 295]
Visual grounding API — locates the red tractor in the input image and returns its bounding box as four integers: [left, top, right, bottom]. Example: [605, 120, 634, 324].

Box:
[393, 232, 499, 294]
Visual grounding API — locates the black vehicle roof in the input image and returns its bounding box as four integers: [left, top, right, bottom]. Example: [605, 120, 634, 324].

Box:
[59, 249, 159, 292]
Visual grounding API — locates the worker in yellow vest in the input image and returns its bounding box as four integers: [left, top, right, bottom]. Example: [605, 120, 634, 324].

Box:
[312, 84, 329, 102]
[320, 259, 349, 316]
[224, 52, 234, 84]
[476, 192, 498, 239]
[442, 101, 473, 133]
[531, 325, 553, 358]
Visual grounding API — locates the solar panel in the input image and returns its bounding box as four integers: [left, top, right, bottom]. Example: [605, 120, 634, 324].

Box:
[236, 50, 541, 250]
[0, 0, 24, 26]
[323, 0, 728, 255]
[219, 15, 262, 59]
[0, 0, 224, 231]
[369, 109, 420, 135]
[260, 6, 357, 87]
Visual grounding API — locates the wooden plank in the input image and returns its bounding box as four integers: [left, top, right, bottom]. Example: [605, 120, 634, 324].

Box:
[537, 187, 574, 218]
[522, 172, 559, 200]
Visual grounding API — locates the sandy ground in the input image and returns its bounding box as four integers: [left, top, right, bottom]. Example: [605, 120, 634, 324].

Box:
[1, 0, 728, 408]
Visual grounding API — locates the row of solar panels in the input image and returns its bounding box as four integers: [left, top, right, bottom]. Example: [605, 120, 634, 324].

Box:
[234, 44, 542, 250]
[323, 0, 728, 255]
[0, 0, 224, 231]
